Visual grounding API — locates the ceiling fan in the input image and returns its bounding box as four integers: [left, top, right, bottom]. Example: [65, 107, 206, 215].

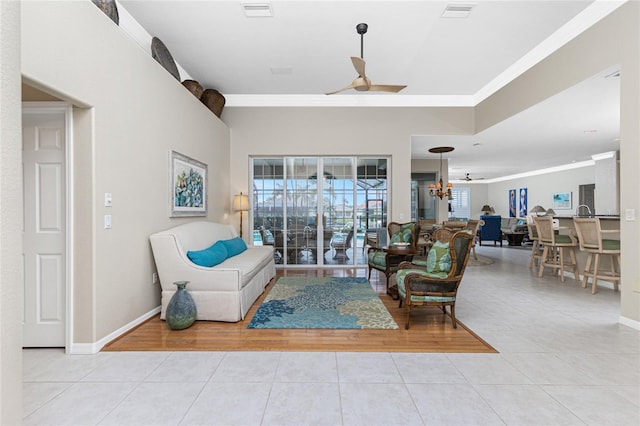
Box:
[463, 173, 485, 181]
[325, 23, 407, 95]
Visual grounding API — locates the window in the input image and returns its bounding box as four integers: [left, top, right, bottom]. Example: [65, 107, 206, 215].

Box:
[448, 187, 470, 221]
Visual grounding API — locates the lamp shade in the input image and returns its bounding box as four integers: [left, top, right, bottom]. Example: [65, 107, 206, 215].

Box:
[233, 193, 249, 211]
[530, 205, 546, 214]
[481, 204, 494, 214]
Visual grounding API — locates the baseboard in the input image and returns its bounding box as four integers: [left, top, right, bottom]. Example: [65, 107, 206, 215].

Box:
[561, 271, 616, 290]
[68, 306, 161, 354]
[619, 315, 640, 331]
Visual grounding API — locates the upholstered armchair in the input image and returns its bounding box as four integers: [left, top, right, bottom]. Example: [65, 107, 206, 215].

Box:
[395, 230, 474, 329]
[479, 215, 502, 246]
[367, 222, 420, 291]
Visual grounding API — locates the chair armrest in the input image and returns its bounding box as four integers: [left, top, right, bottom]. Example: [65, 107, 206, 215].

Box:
[398, 261, 424, 270]
[367, 246, 385, 255]
[601, 229, 620, 234]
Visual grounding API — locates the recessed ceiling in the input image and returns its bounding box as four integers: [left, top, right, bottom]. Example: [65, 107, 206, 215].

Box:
[118, 0, 623, 180]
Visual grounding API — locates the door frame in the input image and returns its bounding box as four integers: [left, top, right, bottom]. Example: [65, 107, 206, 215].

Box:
[22, 102, 74, 353]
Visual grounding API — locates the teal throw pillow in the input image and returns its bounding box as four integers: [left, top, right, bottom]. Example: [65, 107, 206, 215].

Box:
[187, 241, 228, 267]
[426, 241, 452, 274]
[207, 241, 229, 265]
[221, 237, 247, 257]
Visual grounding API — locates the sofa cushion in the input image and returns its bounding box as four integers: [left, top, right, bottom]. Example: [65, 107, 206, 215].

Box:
[426, 240, 451, 274]
[221, 237, 247, 257]
[187, 241, 228, 267]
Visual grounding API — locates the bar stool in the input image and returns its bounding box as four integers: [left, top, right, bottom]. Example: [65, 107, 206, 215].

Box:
[533, 216, 580, 282]
[572, 217, 620, 294]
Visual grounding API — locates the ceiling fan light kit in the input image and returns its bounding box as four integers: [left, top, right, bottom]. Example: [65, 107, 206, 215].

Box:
[326, 23, 407, 95]
[428, 146, 455, 199]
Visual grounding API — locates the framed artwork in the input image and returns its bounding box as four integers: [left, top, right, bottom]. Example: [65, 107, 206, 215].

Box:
[170, 150, 207, 217]
[519, 187, 528, 217]
[509, 189, 517, 217]
[552, 192, 573, 210]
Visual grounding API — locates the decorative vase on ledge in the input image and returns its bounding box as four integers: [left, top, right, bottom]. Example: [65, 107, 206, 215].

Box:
[166, 281, 197, 330]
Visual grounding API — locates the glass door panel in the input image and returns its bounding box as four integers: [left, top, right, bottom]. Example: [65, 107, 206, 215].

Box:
[252, 158, 285, 264]
[285, 158, 318, 265]
[322, 158, 355, 265]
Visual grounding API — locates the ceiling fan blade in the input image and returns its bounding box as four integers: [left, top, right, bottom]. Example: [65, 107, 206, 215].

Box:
[367, 84, 407, 93]
[325, 82, 359, 95]
[325, 77, 369, 95]
[351, 56, 366, 77]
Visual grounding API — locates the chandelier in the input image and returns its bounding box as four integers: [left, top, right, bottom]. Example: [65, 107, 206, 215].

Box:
[428, 146, 454, 199]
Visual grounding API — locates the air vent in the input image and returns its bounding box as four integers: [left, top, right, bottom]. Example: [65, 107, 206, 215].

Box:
[242, 3, 273, 17]
[442, 3, 475, 18]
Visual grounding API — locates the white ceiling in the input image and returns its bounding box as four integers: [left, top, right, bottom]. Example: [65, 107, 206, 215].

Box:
[118, 0, 623, 180]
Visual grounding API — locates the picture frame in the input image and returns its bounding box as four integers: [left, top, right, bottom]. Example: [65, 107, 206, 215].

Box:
[509, 189, 517, 217]
[552, 192, 572, 210]
[519, 187, 528, 217]
[170, 150, 207, 217]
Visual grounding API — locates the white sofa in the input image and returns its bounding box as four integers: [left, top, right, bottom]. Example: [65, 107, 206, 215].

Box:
[149, 221, 276, 322]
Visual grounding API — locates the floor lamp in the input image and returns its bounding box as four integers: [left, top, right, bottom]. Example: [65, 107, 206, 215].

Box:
[233, 192, 249, 238]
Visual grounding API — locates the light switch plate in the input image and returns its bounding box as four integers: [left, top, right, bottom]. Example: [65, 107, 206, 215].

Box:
[625, 208, 635, 221]
[105, 193, 112, 207]
[104, 214, 112, 229]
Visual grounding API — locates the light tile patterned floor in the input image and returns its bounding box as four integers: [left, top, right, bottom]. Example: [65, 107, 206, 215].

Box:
[23, 245, 640, 425]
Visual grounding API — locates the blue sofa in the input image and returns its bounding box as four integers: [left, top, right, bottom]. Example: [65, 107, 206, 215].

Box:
[479, 215, 503, 246]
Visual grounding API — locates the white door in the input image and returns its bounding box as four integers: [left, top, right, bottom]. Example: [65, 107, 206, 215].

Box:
[22, 109, 66, 347]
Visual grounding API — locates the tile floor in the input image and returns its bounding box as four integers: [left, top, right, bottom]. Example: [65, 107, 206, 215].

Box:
[23, 245, 640, 425]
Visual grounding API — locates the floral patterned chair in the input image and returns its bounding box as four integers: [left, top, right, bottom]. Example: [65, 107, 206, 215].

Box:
[395, 230, 474, 329]
[367, 222, 420, 294]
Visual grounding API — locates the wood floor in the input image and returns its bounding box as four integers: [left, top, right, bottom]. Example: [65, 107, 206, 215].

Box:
[103, 268, 496, 353]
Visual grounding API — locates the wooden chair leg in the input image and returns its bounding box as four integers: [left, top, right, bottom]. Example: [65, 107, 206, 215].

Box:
[591, 253, 601, 294]
[529, 240, 538, 268]
[582, 253, 592, 288]
[568, 247, 579, 281]
[405, 305, 411, 330]
[612, 254, 620, 291]
[450, 305, 457, 329]
[538, 246, 549, 278]
[559, 246, 566, 282]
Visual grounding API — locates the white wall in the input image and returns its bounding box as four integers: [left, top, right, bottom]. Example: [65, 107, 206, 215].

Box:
[476, 1, 639, 324]
[21, 1, 231, 345]
[224, 107, 474, 233]
[0, 1, 23, 423]
[486, 166, 595, 218]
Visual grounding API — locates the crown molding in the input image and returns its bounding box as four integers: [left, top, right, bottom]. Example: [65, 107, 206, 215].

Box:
[224, 94, 476, 108]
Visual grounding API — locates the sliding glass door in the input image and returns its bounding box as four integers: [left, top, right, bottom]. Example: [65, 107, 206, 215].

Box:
[252, 156, 388, 267]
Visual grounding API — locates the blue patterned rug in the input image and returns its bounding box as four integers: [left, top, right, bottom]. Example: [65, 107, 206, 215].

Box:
[247, 277, 399, 329]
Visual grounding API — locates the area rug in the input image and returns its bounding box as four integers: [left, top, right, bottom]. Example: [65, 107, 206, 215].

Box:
[247, 276, 399, 329]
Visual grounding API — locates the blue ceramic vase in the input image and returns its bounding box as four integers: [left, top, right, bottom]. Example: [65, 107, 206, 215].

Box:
[166, 281, 197, 330]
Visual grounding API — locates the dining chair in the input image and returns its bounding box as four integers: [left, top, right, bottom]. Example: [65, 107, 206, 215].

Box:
[572, 217, 620, 294]
[533, 216, 580, 282]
